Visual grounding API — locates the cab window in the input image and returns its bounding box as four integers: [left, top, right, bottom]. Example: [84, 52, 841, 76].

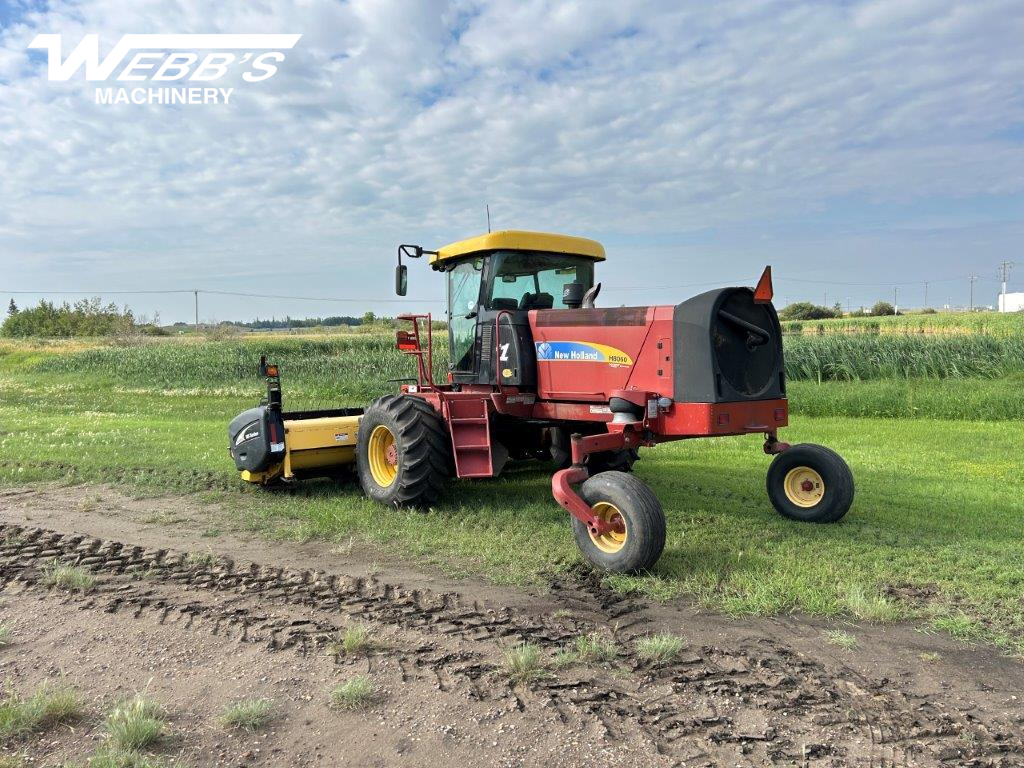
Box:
[486, 251, 595, 311]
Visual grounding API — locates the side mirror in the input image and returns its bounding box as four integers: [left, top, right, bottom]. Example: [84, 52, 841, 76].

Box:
[395, 264, 408, 296]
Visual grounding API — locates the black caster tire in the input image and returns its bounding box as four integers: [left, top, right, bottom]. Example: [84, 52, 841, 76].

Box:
[570, 471, 666, 573]
[766, 443, 854, 523]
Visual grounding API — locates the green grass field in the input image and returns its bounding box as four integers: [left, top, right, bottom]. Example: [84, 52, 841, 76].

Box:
[1, 324, 1022, 652]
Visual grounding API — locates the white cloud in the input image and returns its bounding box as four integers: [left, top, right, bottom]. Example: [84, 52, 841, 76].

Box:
[0, 0, 1022, 319]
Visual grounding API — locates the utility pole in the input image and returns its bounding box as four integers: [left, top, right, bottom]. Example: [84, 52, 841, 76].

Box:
[924, 281, 929, 309]
[893, 286, 898, 315]
[194, 290, 199, 333]
[998, 261, 1014, 311]
[998, 260, 1014, 293]
[968, 275, 978, 311]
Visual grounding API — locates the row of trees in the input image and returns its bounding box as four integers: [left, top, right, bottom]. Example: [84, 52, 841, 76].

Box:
[779, 301, 902, 321]
[236, 311, 377, 330]
[1, 300, 419, 337]
[2, 298, 165, 338]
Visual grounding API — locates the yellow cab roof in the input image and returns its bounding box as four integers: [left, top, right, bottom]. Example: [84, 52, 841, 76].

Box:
[430, 230, 606, 267]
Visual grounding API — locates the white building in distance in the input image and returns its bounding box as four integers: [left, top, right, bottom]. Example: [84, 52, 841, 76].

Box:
[998, 292, 1024, 312]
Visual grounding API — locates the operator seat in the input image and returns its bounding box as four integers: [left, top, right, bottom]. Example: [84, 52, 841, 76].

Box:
[519, 292, 554, 311]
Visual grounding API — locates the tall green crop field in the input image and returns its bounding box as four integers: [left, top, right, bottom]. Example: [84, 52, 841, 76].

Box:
[25, 335, 451, 407]
[14, 326, 1023, 419]
[782, 311, 1024, 337]
[783, 334, 1024, 381]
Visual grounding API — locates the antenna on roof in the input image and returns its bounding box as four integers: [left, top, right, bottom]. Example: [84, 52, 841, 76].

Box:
[486, 204, 491, 233]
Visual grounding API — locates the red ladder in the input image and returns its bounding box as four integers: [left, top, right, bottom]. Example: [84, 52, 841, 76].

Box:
[445, 398, 494, 478]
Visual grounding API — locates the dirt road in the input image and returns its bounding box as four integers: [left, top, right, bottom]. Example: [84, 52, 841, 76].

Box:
[2, 485, 1022, 767]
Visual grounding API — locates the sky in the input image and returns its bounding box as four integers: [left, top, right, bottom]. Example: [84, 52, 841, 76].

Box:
[1, 0, 1023, 323]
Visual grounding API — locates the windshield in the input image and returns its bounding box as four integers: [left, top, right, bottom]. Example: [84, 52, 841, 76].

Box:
[486, 251, 595, 311]
[447, 258, 484, 372]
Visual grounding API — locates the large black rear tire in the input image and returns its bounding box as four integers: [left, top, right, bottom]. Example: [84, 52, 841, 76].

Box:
[766, 443, 854, 523]
[357, 395, 451, 507]
[571, 471, 666, 573]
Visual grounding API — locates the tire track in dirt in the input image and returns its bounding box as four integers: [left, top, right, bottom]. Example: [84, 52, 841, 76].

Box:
[2, 522, 1020, 767]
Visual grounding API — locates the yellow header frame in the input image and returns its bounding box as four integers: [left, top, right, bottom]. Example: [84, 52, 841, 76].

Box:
[430, 230, 605, 266]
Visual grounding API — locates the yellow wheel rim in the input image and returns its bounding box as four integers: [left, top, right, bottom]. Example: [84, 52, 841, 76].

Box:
[367, 425, 398, 487]
[589, 502, 628, 554]
[783, 466, 825, 508]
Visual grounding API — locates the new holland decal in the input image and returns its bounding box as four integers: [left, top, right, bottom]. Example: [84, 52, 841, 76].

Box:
[535, 341, 633, 366]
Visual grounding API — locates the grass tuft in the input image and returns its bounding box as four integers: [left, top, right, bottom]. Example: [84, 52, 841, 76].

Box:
[502, 642, 547, 684]
[41, 562, 95, 592]
[0, 623, 11, 647]
[843, 584, 901, 622]
[823, 629, 858, 649]
[929, 613, 984, 643]
[919, 651, 943, 663]
[328, 677, 377, 711]
[183, 550, 217, 568]
[217, 698, 274, 732]
[550, 648, 577, 669]
[572, 633, 618, 664]
[334, 625, 373, 657]
[634, 633, 686, 665]
[0, 681, 84, 741]
[105, 694, 165, 750]
[603, 573, 681, 601]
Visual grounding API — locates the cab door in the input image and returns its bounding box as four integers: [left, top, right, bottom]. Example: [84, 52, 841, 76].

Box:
[447, 258, 484, 378]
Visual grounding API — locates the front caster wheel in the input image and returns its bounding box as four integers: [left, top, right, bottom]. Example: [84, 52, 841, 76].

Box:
[570, 471, 666, 573]
[766, 443, 854, 523]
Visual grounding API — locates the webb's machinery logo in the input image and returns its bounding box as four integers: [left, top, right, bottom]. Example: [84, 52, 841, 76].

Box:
[28, 33, 301, 105]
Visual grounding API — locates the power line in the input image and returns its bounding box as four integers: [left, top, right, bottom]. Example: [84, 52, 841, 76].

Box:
[774, 276, 991, 288]
[608, 279, 748, 292]
[609, 273, 994, 292]
[5, 268, 1007, 309]
[2, 288, 418, 305]
[201, 290, 421, 305]
[3, 289, 195, 295]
